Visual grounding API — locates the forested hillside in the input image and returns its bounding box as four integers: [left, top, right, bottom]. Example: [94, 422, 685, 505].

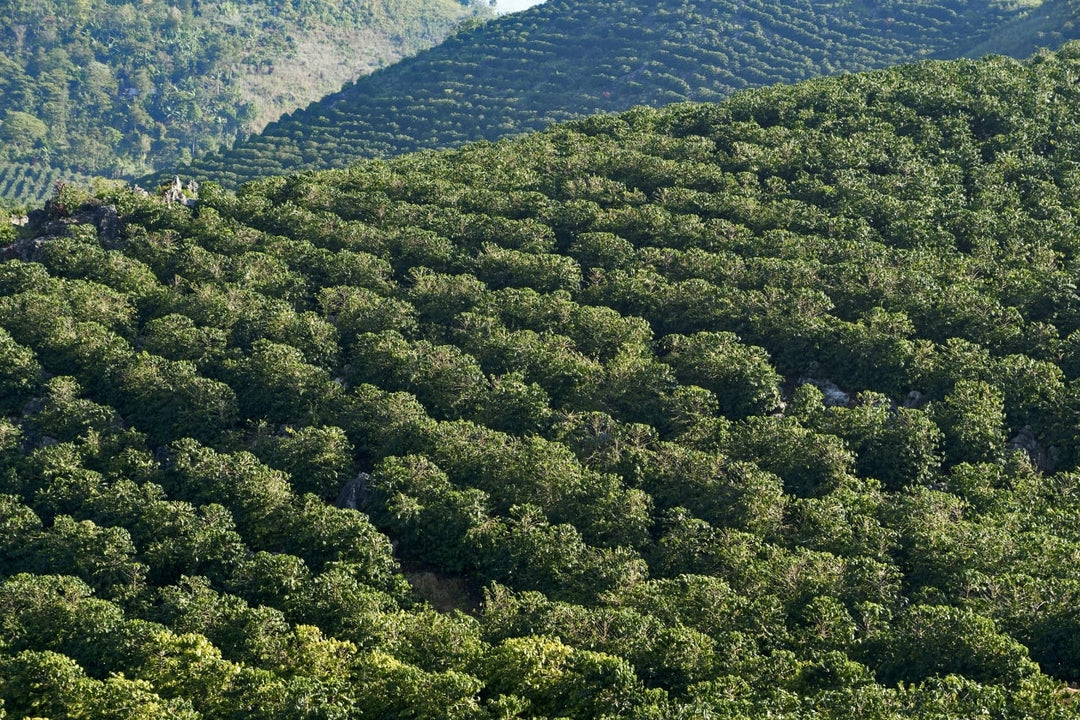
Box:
[166, 0, 1080, 187]
[0, 0, 487, 205]
[6, 46, 1080, 717]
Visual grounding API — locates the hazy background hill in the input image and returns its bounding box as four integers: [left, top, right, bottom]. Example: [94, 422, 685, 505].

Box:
[0, 0, 489, 205]
[163, 0, 1080, 187]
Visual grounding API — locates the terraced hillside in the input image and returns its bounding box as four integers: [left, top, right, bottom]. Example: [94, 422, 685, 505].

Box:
[0, 163, 101, 211]
[167, 0, 1080, 187]
[5, 45, 1080, 717]
[0, 0, 488, 205]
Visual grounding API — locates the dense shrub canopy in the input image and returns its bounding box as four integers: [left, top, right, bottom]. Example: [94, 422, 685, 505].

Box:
[5, 46, 1080, 716]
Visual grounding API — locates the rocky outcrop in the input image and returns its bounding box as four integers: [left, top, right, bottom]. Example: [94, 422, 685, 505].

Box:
[903, 390, 926, 408]
[2, 203, 121, 262]
[797, 377, 853, 407]
[163, 176, 198, 207]
[1008, 426, 1059, 473]
[1, 235, 48, 263]
[335, 472, 372, 511]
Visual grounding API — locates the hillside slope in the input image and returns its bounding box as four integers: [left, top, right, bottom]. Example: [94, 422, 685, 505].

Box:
[5, 45, 1080, 716]
[167, 0, 1080, 187]
[0, 0, 486, 205]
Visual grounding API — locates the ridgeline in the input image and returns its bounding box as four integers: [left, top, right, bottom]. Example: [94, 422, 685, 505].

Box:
[162, 0, 1080, 187]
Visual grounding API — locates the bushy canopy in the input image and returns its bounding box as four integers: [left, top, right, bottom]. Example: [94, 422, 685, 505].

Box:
[4, 47, 1080, 716]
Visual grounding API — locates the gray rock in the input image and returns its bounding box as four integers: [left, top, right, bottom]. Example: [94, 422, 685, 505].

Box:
[1008, 426, 1059, 473]
[1, 235, 47, 262]
[336, 472, 372, 510]
[795, 377, 852, 407]
[4, 203, 122, 261]
[94, 204, 120, 247]
[903, 390, 925, 408]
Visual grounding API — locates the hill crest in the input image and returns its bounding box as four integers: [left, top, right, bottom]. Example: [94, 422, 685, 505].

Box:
[165, 0, 1080, 187]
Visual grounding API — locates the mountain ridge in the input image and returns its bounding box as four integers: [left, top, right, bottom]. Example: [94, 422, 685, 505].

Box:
[162, 0, 1080, 187]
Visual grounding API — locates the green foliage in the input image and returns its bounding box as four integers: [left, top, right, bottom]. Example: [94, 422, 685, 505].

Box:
[6, 46, 1080, 717]
[871, 604, 1040, 686]
[481, 635, 647, 717]
[930, 380, 1008, 466]
[0, 649, 199, 719]
[661, 331, 782, 419]
[250, 424, 355, 499]
[813, 391, 944, 490]
[0, 327, 40, 414]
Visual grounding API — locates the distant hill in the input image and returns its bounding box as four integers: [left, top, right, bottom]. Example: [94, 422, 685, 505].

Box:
[0, 0, 488, 205]
[163, 0, 1080, 187]
[0, 162, 101, 210]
